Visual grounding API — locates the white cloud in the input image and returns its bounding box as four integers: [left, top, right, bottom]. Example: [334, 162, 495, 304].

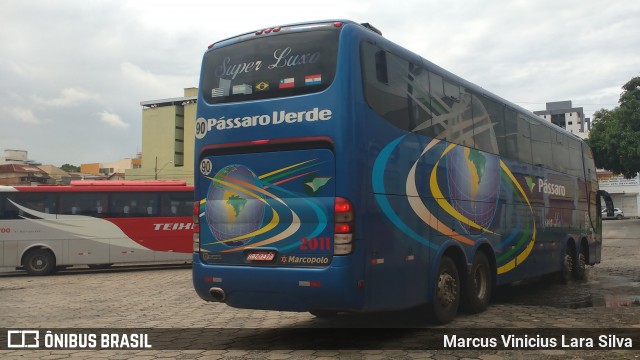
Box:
[34, 88, 97, 107]
[120, 62, 175, 96]
[8, 61, 46, 80]
[97, 110, 130, 129]
[5, 106, 41, 124]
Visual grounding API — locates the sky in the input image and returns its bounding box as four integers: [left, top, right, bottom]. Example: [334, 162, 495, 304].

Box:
[1, 0, 639, 167]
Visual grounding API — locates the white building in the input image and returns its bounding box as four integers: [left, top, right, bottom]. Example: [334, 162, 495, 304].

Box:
[0, 149, 41, 165]
[534, 101, 590, 139]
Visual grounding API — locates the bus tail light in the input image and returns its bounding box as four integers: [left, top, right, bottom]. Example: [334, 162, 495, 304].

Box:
[334, 197, 354, 255]
[193, 201, 200, 252]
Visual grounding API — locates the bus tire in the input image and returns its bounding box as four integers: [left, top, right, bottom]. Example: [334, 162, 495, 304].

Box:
[430, 256, 460, 325]
[462, 252, 492, 314]
[560, 245, 574, 284]
[23, 249, 56, 276]
[573, 248, 587, 280]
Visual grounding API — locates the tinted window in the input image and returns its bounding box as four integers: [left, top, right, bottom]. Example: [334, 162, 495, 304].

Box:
[458, 87, 475, 148]
[552, 132, 570, 172]
[482, 95, 506, 156]
[201, 29, 340, 104]
[429, 72, 448, 138]
[361, 42, 518, 160]
[362, 43, 446, 137]
[1, 193, 59, 219]
[568, 137, 584, 177]
[362, 43, 412, 130]
[467, 89, 500, 154]
[516, 113, 533, 164]
[584, 143, 597, 184]
[409, 69, 439, 137]
[503, 108, 518, 159]
[60, 193, 108, 217]
[435, 79, 464, 144]
[109, 193, 159, 217]
[408, 66, 432, 131]
[160, 192, 193, 216]
[530, 119, 552, 167]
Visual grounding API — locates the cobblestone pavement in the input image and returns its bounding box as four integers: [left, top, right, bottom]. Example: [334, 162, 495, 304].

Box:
[1, 221, 639, 359]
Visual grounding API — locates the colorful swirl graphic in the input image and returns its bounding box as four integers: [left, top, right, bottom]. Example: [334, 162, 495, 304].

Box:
[373, 136, 536, 273]
[200, 159, 331, 252]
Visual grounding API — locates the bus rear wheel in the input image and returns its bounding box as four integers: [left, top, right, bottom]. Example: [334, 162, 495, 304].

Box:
[23, 249, 56, 276]
[573, 248, 587, 280]
[462, 252, 492, 314]
[430, 256, 460, 324]
[560, 246, 574, 284]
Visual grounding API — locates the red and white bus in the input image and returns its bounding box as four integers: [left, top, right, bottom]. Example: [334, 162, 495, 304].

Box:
[0, 180, 194, 275]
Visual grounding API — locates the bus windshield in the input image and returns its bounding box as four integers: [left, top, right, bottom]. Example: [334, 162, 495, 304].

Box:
[201, 28, 340, 104]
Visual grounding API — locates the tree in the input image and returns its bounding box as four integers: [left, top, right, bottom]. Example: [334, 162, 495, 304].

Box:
[586, 76, 640, 178]
[60, 163, 80, 173]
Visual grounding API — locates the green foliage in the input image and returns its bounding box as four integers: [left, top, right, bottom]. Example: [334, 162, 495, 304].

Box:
[60, 163, 80, 173]
[586, 76, 640, 178]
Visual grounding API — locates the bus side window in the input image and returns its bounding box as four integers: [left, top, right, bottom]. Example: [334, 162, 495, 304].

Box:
[361, 42, 411, 131]
[130, 201, 139, 216]
[375, 50, 388, 84]
[552, 132, 570, 173]
[481, 95, 506, 157]
[1, 197, 20, 219]
[459, 86, 475, 148]
[409, 66, 434, 135]
[530, 119, 552, 167]
[429, 73, 447, 139]
[568, 137, 584, 177]
[516, 112, 533, 164]
[159, 192, 192, 217]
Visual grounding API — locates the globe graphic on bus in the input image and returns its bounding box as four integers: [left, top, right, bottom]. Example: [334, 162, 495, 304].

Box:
[445, 146, 500, 232]
[205, 165, 266, 247]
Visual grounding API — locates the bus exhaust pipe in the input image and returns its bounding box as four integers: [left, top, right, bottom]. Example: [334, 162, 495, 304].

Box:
[209, 287, 226, 302]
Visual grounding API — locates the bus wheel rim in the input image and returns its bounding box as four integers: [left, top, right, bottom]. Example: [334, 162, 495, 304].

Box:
[472, 264, 487, 298]
[437, 273, 457, 306]
[32, 256, 45, 269]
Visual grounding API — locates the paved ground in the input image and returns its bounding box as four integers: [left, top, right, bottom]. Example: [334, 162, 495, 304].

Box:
[1, 220, 639, 359]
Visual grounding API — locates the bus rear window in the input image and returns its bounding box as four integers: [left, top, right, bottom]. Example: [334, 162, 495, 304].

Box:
[201, 29, 339, 104]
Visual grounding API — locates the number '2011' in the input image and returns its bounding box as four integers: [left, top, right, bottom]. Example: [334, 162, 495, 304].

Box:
[299, 237, 330, 251]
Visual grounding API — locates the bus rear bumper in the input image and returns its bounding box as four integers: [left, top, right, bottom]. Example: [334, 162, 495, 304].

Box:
[192, 254, 364, 312]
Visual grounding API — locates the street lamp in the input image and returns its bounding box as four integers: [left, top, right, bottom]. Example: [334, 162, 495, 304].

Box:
[154, 156, 173, 180]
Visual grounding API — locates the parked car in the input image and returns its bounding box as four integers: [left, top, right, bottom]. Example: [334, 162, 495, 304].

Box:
[602, 207, 624, 220]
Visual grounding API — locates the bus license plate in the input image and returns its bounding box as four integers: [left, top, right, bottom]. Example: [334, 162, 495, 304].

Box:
[246, 251, 276, 262]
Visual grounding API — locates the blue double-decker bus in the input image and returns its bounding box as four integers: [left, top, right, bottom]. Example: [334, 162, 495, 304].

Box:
[192, 20, 613, 324]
